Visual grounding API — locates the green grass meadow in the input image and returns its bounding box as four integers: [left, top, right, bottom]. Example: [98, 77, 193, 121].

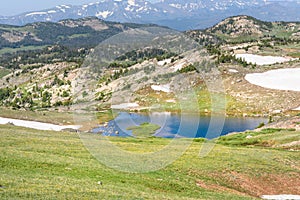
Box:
[1, 124, 299, 199]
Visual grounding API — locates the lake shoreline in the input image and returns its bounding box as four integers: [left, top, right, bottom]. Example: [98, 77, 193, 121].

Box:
[0, 110, 267, 139]
[92, 111, 268, 139]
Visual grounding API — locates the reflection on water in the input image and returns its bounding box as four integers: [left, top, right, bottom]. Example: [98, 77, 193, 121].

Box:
[92, 112, 267, 139]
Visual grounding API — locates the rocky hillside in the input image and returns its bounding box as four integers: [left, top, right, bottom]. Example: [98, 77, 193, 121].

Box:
[0, 16, 299, 118]
[207, 15, 272, 38]
[203, 15, 300, 42]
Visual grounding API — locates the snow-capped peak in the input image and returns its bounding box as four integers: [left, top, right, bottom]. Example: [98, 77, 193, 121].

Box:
[0, 0, 299, 31]
[128, 0, 137, 6]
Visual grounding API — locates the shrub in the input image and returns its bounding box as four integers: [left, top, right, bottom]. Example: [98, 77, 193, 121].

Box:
[287, 128, 296, 132]
[62, 91, 69, 97]
[256, 122, 265, 129]
[82, 91, 88, 98]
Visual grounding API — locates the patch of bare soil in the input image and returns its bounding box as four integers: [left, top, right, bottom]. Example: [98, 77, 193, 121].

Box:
[196, 179, 248, 196]
[220, 171, 300, 197]
[280, 141, 300, 148]
[2, 31, 26, 43]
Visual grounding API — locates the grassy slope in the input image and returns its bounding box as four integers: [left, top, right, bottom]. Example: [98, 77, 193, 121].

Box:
[135, 86, 244, 115]
[0, 68, 10, 79]
[0, 46, 47, 56]
[127, 122, 161, 138]
[217, 128, 300, 148]
[1, 125, 299, 199]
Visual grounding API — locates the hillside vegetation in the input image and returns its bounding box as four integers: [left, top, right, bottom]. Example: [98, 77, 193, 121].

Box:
[0, 15, 299, 118]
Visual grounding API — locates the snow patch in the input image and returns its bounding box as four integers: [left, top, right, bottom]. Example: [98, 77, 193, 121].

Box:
[151, 84, 170, 93]
[157, 58, 171, 66]
[171, 62, 186, 72]
[169, 3, 182, 9]
[128, 0, 136, 6]
[245, 68, 300, 91]
[125, 5, 134, 11]
[47, 10, 57, 14]
[261, 194, 300, 200]
[0, 117, 81, 131]
[96, 11, 113, 18]
[228, 69, 238, 73]
[292, 106, 300, 111]
[137, 6, 147, 12]
[235, 54, 295, 65]
[61, 5, 70, 9]
[25, 12, 47, 17]
[111, 103, 139, 109]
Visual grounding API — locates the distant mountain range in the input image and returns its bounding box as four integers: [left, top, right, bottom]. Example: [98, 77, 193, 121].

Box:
[1, 0, 300, 30]
[1, 15, 299, 64]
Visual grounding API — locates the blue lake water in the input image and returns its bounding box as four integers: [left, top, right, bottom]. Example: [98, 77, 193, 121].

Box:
[92, 112, 267, 139]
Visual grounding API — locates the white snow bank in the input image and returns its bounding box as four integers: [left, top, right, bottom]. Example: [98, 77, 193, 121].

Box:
[25, 12, 47, 17]
[261, 194, 300, 200]
[171, 62, 185, 71]
[235, 54, 295, 65]
[151, 84, 170, 93]
[111, 103, 139, 109]
[292, 106, 300, 111]
[0, 117, 81, 131]
[228, 69, 238, 73]
[157, 59, 171, 66]
[95, 11, 113, 18]
[245, 68, 300, 91]
[47, 10, 57, 14]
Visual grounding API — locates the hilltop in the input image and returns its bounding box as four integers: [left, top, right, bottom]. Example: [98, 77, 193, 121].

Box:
[188, 15, 300, 43]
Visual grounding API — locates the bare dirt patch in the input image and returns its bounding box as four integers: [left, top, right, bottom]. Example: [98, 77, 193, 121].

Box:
[220, 171, 300, 197]
[196, 179, 248, 196]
